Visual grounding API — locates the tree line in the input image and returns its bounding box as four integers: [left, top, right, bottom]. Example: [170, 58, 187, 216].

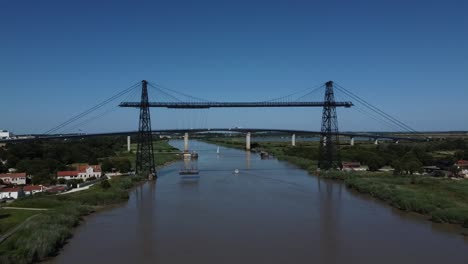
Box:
[0, 137, 132, 184]
[282, 138, 468, 174]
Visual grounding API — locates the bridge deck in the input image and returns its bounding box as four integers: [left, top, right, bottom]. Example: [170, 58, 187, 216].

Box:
[119, 101, 353, 108]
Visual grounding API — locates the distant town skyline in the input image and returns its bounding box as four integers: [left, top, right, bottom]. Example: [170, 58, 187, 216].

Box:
[1, 0, 467, 134]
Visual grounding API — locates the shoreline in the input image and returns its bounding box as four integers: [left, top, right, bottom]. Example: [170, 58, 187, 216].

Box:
[202, 138, 468, 231]
[0, 151, 181, 264]
[48, 157, 182, 263]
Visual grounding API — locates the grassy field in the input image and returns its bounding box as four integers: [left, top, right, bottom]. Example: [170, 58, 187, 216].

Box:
[0, 140, 181, 264]
[203, 137, 468, 229]
[321, 171, 468, 227]
[117, 139, 181, 167]
[0, 210, 39, 235]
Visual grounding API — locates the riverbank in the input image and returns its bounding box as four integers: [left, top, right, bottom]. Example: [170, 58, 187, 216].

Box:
[205, 138, 468, 230]
[0, 142, 181, 264]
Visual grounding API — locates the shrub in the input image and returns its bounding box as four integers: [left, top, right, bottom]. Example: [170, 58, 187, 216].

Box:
[100, 179, 111, 189]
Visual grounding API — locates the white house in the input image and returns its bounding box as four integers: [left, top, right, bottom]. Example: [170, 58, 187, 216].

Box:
[0, 187, 20, 199]
[0, 185, 44, 199]
[0, 173, 27, 185]
[0, 130, 13, 140]
[57, 164, 102, 180]
[23, 185, 44, 195]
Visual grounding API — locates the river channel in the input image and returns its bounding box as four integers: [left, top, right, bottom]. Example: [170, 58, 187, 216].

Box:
[51, 140, 468, 264]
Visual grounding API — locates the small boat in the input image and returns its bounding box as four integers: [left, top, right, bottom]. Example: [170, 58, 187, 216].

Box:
[234, 169, 239, 174]
[191, 151, 199, 159]
[179, 167, 199, 175]
[260, 151, 270, 159]
[216, 146, 220, 154]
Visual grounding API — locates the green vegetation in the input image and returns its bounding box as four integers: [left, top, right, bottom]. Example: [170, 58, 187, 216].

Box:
[205, 137, 468, 174]
[0, 137, 131, 184]
[204, 137, 468, 229]
[0, 175, 142, 264]
[0, 204, 90, 264]
[117, 139, 180, 168]
[0, 209, 39, 235]
[0, 137, 180, 185]
[320, 171, 468, 227]
[0, 139, 180, 264]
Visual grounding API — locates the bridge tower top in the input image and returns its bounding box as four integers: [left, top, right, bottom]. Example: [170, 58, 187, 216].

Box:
[319, 80, 341, 169]
[136, 79, 156, 178]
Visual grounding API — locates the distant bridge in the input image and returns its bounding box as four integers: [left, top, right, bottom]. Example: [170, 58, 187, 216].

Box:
[1, 128, 422, 144]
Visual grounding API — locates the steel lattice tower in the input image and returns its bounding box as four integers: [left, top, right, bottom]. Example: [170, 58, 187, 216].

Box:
[318, 81, 341, 170]
[136, 80, 156, 178]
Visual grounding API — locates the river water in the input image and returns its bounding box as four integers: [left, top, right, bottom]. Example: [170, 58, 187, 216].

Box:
[52, 140, 468, 264]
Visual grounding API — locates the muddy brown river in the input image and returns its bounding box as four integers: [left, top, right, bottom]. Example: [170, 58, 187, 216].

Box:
[51, 140, 468, 264]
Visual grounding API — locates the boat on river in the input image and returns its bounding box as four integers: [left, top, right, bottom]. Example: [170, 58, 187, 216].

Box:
[260, 151, 271, 159]
[179, 168, 199, 175]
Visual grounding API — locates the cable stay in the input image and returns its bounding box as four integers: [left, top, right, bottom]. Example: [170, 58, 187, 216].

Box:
[334, 83, 419, 135]
[43, 82, 141, 135]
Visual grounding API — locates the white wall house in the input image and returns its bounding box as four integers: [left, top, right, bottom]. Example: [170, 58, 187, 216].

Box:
[0, 173, 27, 185]
[57, 164, 102, 181]
[0, 187, 20, 199]
[456, 160, 468, 178]
[23, 185, 44, 195]
[0, 185, 44, 199]
[57, 171, 79, 180]
[0, 130, 13, 140]
[79, 165, 102, 179]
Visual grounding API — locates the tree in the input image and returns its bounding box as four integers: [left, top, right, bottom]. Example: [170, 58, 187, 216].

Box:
[392, 160, 402, 175]
[367, 156, 383, 171]
[454, 150, 465, 160]
[449, 165, 461, 177]
[5, 155, 19, 169]
[114, 158, 131, 172]
[31, 170, 54, 185]
[0, 147, 7, 161]
[101, 159, 113, 173]
[404, 160, 423, 175]
[100, 179, 111, 189]
[67, 179, 84, 188]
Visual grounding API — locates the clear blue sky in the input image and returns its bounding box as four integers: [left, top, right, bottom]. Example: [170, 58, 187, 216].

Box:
[1, 0, 467, 134]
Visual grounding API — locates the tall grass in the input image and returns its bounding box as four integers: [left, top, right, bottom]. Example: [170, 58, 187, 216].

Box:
[0, 204, 91, 264]
[0, 175, 147, 263]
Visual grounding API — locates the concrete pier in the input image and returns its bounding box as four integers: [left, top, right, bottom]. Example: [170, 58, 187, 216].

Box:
[246, 132, 251, 150]
[127, 136, 131, 152]
[292, 134, 296, 146]
[184, 132, 189, 152]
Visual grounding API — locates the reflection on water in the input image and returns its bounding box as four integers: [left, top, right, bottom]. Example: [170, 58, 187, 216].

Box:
[245, 151, 251, 169]
[52, 140, 468, 264]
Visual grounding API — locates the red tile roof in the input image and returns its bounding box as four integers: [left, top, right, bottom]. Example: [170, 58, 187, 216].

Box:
[23, 185, 43, 191]
[0, 187, 20, 193]
[77, 165, 101, 172]
[57, 171, 79, 177]
[342, 162, 361, 168]
[57, 164, 101, 177]
[457, 160, 468, 166]
[0, 173, 26, 178]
